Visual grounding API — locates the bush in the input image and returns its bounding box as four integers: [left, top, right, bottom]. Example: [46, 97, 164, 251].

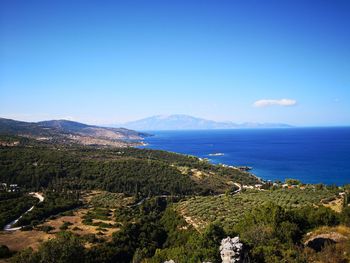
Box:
[39, 225, 55, 233]
[59, 221, 73, 231]
[341, 207, 350, 226]
[30, 220, 40, 226]
[21, 225, 33, 231]
[38, 232, 85, 263]
[0, 245, 11, 259]
[60, 210, 74, 216]
[82, 234, 100, 244]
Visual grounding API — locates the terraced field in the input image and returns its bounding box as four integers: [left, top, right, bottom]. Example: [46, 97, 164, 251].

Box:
[177, 187, 342, 231]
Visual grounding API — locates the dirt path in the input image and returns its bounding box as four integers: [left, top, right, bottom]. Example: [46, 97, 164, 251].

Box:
[3, 192, 44, 231]
[233, 182, 242, 193]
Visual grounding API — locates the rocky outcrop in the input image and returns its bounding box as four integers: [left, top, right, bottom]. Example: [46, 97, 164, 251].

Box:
[163, 236, 244, 263]
[220, 236, 243, 263]
[305, 232, 348, 252]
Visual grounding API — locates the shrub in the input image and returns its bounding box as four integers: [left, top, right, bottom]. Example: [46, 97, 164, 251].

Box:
[0, 245, 11, 259]
[38, 225, 55, 233]
[59, 221, 73, 230]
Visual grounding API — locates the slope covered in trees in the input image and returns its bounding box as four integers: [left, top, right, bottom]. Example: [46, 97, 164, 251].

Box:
[2, 135, 349, 263]
[8, 196, 350, 263]
[177, 187, 342, 231]
[0, 193, 37, 229]
[0, 136, 260, 196]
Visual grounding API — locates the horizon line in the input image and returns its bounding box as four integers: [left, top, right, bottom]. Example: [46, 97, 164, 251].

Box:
[1, 116, 350, 130]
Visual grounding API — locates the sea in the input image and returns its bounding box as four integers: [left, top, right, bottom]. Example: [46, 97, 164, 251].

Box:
[141, 127, 350, 186]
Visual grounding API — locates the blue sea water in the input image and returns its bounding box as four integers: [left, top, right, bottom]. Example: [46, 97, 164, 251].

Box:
[141, 128, 350, 185]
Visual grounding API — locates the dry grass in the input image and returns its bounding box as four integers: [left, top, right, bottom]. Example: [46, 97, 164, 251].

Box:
[0, 191, 133, 256]
[0, 206, 119, 254]
[0, 191, 124, 254]
[0, 230, 54, 252]
[303, 225, 350, 263]
[41, 207, 119, 240]
[322, 195, 344, 213]
[304, 225, 350, 244]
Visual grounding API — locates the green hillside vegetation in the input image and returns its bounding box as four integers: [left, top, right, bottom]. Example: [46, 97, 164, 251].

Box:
[177, 188, 341, 231]
[0, 193, 37, 229]
[1, 135, 350, 263]
[0, 137, 259, 196]
[14, 191, 82, 227]
[9, 195, 350, 263]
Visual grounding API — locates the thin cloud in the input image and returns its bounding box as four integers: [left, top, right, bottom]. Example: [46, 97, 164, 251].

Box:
[253, 98, 297, 108]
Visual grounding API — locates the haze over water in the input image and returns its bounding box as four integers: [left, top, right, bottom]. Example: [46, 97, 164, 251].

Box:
[143, 127, 350, 186]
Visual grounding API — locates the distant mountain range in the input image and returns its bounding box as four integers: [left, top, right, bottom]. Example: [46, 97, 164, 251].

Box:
[118, 115, 293, 130]
[0, 118, 147, 147]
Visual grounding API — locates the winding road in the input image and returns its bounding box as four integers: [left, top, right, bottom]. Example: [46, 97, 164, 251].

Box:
[3, 192, 44, 231]
[233, 182, 242, 194]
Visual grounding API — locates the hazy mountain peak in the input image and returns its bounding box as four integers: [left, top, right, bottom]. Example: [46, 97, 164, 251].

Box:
[120, 115, 293, 130]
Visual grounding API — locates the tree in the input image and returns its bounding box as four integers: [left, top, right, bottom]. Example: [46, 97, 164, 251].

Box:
[341, 207, 350, 226]
[285, 179, 301, 185]
[0, 245, 11, 259]
[36, 232, 85, 263]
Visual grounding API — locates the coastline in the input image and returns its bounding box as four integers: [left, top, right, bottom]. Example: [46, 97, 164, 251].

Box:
[139, 129, 350, 186]
[140, 143, 264, 184]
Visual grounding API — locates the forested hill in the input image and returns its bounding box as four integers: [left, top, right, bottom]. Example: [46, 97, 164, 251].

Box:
[0, 135, 260, 196]
[0, 118, 147, 147]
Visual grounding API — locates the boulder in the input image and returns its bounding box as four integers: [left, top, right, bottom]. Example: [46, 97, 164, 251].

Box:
[220, 236, 243, 263]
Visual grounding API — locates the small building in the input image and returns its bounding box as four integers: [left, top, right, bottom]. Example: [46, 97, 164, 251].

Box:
[9, 184, 19, 192]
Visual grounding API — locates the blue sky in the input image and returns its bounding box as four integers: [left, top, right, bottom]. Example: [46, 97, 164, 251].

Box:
[0, 0, 349, 126]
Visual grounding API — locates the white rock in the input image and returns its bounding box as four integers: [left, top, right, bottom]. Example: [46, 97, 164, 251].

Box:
[220, 236, 243, 263]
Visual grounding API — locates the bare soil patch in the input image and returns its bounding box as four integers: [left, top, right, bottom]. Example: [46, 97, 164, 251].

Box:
[323, 196, 344, 213]
[41, 208, 118, 240]
[0, 230, 54, 252]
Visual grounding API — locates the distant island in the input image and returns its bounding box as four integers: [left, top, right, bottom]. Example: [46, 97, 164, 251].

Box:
[115, 114, 293, 130]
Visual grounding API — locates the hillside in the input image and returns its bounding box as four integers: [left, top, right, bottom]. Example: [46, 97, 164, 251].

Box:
[176, 188, 343, 232]
[0, 135, 349, 263]
[0, 124, 348, 263]
[0, 137, 260, 196]
[120, 114, 293, 130]
[0, 118, 147, 147]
